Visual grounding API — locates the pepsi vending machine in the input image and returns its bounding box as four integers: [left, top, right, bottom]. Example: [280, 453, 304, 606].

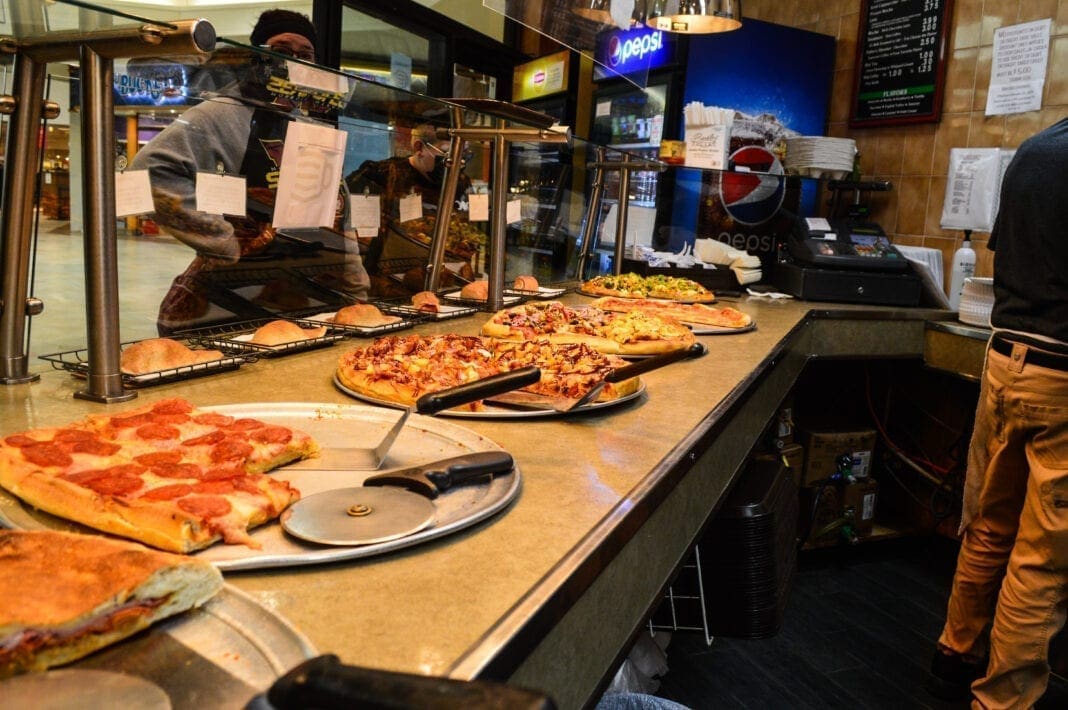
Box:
[588, 25, 687, 257]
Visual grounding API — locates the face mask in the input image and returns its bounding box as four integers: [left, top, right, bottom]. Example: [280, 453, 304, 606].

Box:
[428, 155, 447, 184]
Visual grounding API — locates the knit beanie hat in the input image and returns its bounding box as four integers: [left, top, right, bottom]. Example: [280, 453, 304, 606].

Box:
[249, 9, 318, 51]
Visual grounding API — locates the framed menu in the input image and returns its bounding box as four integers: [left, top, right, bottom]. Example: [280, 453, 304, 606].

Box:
[849, 0, 954, 128]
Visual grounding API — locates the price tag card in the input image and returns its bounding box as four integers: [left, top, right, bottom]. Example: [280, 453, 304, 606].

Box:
[349, 193, 381, 238]
[506, 198, 522, 225]
[684, 125, 727, 170]
[114, 170, 154, 217]
[195, 172, 246, 216]
[469, 192, 489, 221]
[399, 193, 422, 223]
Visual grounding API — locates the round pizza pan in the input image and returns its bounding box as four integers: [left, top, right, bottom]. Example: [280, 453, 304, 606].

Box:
[0, 585, 315, 709]
[0, 403, 520, 572]
[332, 374, 646, 419]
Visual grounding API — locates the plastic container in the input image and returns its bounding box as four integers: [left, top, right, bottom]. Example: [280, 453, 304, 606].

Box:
[947, 239, 976, 311]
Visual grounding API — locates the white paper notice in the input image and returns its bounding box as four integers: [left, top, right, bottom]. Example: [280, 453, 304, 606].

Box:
[684, 125, 728, 170]
[469, 192, 490, 221]
[390, 52, 412, 91]
[286, 62, 350, 95]
[595, 101, 611, 118]
[940, 148, 1001, 231]
[272, 122, 347, 229]
[195, 172, 246, 216]
[986, 19, 1051, 116]
[398, 193, 422, 224]
[349, 193, 381, 238]
[506, 198, 522, 225]
[804, 217, 833, 233]
[114, 170, 154, 217]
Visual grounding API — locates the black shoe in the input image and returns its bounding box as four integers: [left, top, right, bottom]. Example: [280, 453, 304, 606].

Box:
[925, 649, 986, 701]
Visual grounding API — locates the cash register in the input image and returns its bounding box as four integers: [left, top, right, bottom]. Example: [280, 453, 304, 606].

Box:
[773, 181, 922, 306]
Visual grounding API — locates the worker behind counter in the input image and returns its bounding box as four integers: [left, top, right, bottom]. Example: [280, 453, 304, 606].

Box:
[344, 124, 473, 297]
[133, 9, 370, 335]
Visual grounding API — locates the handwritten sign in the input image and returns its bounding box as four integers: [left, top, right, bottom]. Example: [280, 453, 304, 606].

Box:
[985, 19, 1051, 116]
[850, 0, 953, 127]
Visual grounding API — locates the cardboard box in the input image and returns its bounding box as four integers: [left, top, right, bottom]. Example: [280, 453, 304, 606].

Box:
[799, 428, 877, 486]
[841, 477, 879, 536]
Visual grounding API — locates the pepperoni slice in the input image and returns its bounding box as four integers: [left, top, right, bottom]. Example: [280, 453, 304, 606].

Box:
[70, 439, 121, 457]
[198, 465, 244, 481]
[226, 418, 266, 432]
[21, 443, 73, 468]
[211, 438, 254, 464]
[193, 412, 234, 427]
[178, 495, 232, 518]
[231, 476, 264, 496]
[140, 483, 193, 501]
[134, 451, 183, 466]
[110, 412, 154, 429]
[149, 412, 191, 426]
[52, 429, 97, 444]
[152, 399, 194, 415]
[150, 462, 203, 479]
[135, 423, 180, 441]
[182, 430, 226, 447]
[82, 473, 143, 496]
[251, 426, 292, 445]
[4, 434, 40, 447]
[193, 479, 236, 495]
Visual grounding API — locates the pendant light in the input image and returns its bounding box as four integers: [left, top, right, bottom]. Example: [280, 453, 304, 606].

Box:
[646, 0, 742, 34]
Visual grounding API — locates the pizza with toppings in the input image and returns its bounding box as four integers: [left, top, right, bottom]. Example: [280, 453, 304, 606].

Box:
[589, 296, 753, 329]
[579, 272, 716, 302]
[0, 398, 318, 553]
[480, 301, 696, 355]
[336, 334, 641, 409]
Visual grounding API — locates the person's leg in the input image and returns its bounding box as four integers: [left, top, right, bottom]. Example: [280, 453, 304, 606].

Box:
[972, 357, 1068, 708]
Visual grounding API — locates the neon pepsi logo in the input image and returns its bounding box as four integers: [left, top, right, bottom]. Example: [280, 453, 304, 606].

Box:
[533, 70, 546, 85]
[607, 30, 664, 68]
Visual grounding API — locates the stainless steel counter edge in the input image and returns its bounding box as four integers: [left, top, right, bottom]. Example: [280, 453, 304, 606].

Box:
[448, 307, 938, 705]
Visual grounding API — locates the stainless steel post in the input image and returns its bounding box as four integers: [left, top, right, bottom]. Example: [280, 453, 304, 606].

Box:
[612, 153, 632, 275]
[0, 53, 45, 384]
[575, 147, 607, 281]
[425, 109, 464, 292]
[75, 44, 133, 403]
[486, 120, 509, 313]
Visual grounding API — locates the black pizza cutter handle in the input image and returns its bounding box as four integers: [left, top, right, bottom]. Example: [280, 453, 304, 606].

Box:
[362, 451, 515, 499]
[261, 654, 556, 710]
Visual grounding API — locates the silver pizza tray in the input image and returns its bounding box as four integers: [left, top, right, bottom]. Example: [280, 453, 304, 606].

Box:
[0, 403, 520, 572]
[0, 584, 315, 709]
[689, 321, 757, 335]
[333, 374, 646, 419]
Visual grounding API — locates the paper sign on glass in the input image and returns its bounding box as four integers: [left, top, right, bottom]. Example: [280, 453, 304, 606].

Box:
[287, 62, 350, 95]
[349, 194, 381, 238]
[399, 193, 422, 224]
[469, 192, 490, 221]
[195, 172, 246, 216]
[506, 198, 521, 225]
[985, 19, 1051, 117]
[114, 170, 154, 217]
[684, 125, 728, 170]
[272, 122, 347, 229]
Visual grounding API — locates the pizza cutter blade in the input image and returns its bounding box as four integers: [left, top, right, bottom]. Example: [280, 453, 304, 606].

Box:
[281, 451, 514, 545]
[286, 366, 540, 471]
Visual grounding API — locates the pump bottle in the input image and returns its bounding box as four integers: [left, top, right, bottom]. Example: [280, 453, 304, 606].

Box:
[948, 237, 976, 311]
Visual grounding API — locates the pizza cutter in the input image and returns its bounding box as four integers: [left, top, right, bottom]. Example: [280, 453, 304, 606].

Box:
[286, 366, 541, 471]
[280, 450, 515, 546]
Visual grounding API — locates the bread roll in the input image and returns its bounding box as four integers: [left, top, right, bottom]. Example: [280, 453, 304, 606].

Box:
[120, 338, 223, 375]
[250, 320, 328, 345]
[513, 275, 539, 291]
[412, 291, 440, 313]
[0, 530, 223, 679]
[460, 280, 489, 300]
[332, 304, 400, 327]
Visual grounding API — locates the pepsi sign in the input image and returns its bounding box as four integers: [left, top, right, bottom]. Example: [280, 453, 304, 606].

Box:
[595, 27, 672, 80]
[719, 146, 785, 226]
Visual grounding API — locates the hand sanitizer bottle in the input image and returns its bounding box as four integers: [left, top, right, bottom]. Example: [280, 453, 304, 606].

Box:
[948, 237, 976, 311]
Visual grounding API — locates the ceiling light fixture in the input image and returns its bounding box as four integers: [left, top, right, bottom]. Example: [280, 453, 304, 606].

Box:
[646, 0, 742, 34]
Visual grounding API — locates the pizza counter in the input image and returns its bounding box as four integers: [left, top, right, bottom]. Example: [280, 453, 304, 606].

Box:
[0, 296, 947, 708]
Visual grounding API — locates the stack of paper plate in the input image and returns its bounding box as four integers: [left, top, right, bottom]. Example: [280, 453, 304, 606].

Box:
[783, 136, 856, 180]
[959, 276, 994, 327]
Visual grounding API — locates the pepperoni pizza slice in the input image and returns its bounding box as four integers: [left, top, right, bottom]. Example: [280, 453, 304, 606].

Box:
[0, 398, 316, 553]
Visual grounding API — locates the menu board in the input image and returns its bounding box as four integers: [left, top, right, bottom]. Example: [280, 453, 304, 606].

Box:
[849, 0, 953, 127]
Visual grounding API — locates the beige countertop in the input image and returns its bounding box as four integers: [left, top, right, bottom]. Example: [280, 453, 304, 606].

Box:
[0, 296, 949, 707]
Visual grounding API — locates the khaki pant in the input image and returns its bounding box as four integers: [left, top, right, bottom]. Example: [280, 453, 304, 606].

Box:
[939, 340, 1068, 709]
